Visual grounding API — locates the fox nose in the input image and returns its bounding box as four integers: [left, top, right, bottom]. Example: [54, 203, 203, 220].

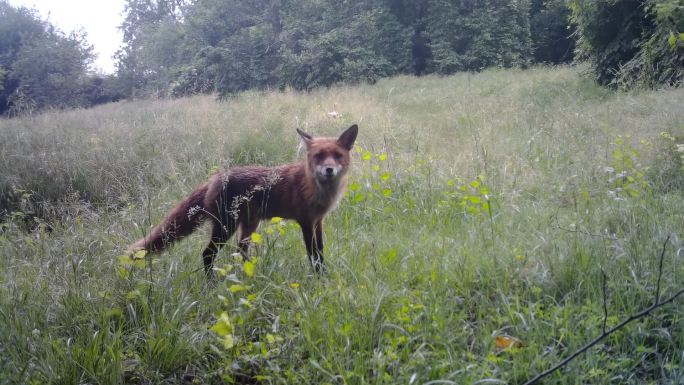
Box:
[325, 167, 335, 176]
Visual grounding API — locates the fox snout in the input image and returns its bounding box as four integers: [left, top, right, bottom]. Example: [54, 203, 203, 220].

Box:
[315, 163, 343, 181]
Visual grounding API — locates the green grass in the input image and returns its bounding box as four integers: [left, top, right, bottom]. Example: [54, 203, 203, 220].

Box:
[1, 65, 684, 384]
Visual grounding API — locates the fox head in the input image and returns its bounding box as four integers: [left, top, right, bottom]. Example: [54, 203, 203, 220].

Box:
[297, 124, 358, 185]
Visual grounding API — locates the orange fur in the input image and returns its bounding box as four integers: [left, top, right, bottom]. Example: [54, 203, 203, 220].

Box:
[129, 124, 358, 274]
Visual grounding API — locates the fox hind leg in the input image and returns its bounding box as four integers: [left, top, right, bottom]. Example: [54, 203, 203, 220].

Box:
[238, 220, 259, 260]
[202, 221, 235, 274]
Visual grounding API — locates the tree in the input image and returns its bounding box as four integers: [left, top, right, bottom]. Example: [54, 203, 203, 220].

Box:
[570, 0, 682, 88]
[280, 2, 412, 90]
[570, 0, 651, 86]
[177, 0, 285, 95]
[425, 0, 532, 74]
[382, 0, 432, 75]
[80, 74, 125, 106]
[530, 0, 575, 64]
[0, 1, 96, 114]
[116, 0, 192, 96]
[9, 29, 94, 113]
[617, 0, 684, 88]
[0, 1, 45, 113]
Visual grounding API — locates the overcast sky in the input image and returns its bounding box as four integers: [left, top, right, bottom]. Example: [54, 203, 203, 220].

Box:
[8, 0, 125, 74]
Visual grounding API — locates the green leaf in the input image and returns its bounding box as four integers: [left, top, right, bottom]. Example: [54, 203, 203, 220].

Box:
[222, 334, 234, 349]
[243, 261, 255, 277]
[270, 216, 283, 224]
[118, 255, 133, 266]
[468, 196, 481, 204]
[230, 284, 248, 293]
[251, 232, 263, 244]
[211, 312, 233, 336]
[116, 266, 129, 279]
[211, 321, 232, 336]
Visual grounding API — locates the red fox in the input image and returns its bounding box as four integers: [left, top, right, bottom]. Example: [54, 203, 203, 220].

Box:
[129, 124, 358, 274]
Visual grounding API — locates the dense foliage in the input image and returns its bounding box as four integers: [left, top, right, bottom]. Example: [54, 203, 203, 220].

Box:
[0, 1, 122, 115]
[570, 0, 684, 88]
[531, 0, 575, 63]
[116, 0, 577, 97]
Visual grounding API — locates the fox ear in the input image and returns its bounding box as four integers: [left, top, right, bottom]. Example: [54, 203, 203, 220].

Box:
[296, 128, 313, 145]
[337, 124, 358, 150]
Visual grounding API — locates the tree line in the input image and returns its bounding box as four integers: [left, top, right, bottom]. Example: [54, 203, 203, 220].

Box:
[115, 0, 575, 97]
[0, 1, 122, 115]
[0, 0, 681, 115]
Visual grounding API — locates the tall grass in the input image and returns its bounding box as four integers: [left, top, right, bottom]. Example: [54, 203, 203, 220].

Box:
[1, 65, 683, 384]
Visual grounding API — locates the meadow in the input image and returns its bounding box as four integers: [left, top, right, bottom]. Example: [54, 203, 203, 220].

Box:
[1, 66, 683, 384]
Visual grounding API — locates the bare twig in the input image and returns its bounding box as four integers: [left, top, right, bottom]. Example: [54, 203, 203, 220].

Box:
[523, 237, 679, 385]
[523, 289, 684, 385]
[601, 268, 608, 334]
[655, 235, 670, 304]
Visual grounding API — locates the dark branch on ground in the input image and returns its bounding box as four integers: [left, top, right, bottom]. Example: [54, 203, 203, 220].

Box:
[523, 236, 681, 385]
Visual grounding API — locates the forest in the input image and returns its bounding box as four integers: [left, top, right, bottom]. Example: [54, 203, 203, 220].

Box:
[0, 0, 682, 115]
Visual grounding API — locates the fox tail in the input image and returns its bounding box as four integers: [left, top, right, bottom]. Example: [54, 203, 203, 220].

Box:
[128, 183, 210, 254]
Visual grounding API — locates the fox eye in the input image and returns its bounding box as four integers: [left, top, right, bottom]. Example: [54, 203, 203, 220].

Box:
[314, 153, 325, 160]
[332, 152, 343, 159]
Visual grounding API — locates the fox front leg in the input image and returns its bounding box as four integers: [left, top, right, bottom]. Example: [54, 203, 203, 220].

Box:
[300, 220, 325, 273]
